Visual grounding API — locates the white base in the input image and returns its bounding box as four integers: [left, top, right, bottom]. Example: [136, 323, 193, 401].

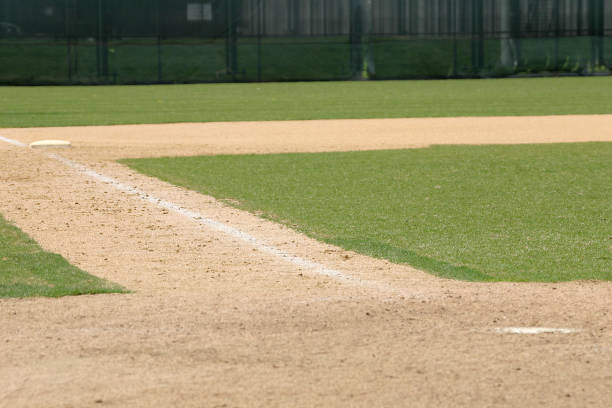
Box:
[30, 140, 72, 148]
[495, 327, 579, 334]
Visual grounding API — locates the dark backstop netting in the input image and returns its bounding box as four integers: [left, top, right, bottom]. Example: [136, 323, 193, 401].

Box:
[0, 0, 610, 84]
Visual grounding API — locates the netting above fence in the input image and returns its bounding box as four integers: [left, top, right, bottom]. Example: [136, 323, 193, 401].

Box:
[1, 0, 610, 84]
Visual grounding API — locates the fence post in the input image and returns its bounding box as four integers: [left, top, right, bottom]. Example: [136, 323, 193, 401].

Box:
[96, 0, 108, 80]
[589, 0, 604, 68]
[452, 0, 457, 76]
[471, 0, 484, 75]
[156, 0, 162, 82]
[500, 0, 513, 69]
[554, 0, 560, 69]
[257, 0, 263, 81]
[599, 0, 605, 64]
[511, 0, 522, 69]
[65, 0, 72, 82]
[96, 0, 101, 78]
[349, 0, 365, 79]
[226, 0, 239, 79]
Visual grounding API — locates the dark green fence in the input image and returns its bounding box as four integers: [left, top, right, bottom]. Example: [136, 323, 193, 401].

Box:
[1, 0, 610, 84]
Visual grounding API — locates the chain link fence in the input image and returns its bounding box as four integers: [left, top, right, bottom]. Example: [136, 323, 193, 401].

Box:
[1, 0, 610, 84]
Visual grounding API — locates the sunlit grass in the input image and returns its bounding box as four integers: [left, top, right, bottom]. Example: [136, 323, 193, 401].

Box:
[0, 215, 126, 298]
[122, 142, 612, 282]
[1, 77, 611, 128]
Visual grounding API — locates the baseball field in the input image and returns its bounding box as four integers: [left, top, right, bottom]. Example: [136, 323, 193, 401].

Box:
[1, 77, 611, 407]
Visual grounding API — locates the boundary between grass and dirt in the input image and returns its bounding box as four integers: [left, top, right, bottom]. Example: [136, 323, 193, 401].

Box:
[1, 135, 402, 296]
[0, 134, 587, 336]
[0, 137, 126, 298]
[2, 80, 611, 406]
[2, 77, 612, 128]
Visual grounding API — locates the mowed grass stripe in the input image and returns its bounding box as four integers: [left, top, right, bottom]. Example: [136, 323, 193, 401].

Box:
[2, 77, 612, 128]
[122, 143, 612, 282]
[0, 214, 125, 298]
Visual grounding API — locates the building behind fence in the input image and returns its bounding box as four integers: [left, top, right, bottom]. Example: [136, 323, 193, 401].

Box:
[1, 0, 610, 84]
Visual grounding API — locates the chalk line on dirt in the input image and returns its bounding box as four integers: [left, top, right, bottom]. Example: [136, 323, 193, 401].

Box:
[1, 134, 586, 336]
[0, 135, 27, 147]
[45, 151, 407, 295]
[0, 133, 404, 295]
[45, 152, 587, 331]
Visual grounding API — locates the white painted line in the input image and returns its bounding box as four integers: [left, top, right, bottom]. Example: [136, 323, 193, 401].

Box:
[47, 153, 399, 292]
[495, 327, 580, 335]
[0, 135, 403, 295]
[0, 135, 27, 147]
[0, 135, 360, 285]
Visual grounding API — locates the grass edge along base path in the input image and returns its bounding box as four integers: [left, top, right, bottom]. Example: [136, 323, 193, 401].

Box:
[0, 214, 126, 298]
[2, 77, 612, 128]
[121, 142, 612, 283]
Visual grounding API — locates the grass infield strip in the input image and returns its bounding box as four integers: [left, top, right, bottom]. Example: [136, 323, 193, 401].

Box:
[122, 142, 611, 282]
[1, 77, 611, 128]
[0, 214, 125, 298]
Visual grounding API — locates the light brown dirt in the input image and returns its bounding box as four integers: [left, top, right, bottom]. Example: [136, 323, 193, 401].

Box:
[1, 116, 611, 408]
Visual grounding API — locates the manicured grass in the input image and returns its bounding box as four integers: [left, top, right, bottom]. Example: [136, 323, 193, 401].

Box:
[0, 215, 125, 298]
[121, 143, 612, 282]
[1, 77, 611, 128]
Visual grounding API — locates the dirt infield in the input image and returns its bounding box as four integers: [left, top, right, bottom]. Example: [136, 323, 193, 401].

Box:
[1, 115, 611, 407]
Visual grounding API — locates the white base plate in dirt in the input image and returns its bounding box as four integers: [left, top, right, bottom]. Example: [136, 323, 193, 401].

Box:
[495, 327, 579, 335]
[30, 140, 72, 149]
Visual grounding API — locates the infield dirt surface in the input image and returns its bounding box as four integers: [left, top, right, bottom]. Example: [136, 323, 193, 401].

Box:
[1, 115, 611, 407]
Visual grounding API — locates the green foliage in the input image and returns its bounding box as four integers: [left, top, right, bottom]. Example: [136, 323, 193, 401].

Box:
[0, 215, 125, 298]
[122, 143, 612, 282]
[1, 76, 612, 128]
[370, 38, 501, 78]
[2, 36, 609, 84]
[0, 38, 352, 85]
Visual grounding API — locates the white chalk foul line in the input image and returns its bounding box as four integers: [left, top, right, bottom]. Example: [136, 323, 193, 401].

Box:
[494, 327, 580, 335]
[0, 135, 27, 147]
[47, 153, 400, 292]
[0, 134, 400, 293]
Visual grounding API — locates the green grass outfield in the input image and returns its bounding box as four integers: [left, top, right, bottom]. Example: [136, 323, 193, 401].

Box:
[2, 77, 612, 283]
[1, 77, 611, 128]
[0, 214, 125, 298]
[122, 143, 612, 282]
